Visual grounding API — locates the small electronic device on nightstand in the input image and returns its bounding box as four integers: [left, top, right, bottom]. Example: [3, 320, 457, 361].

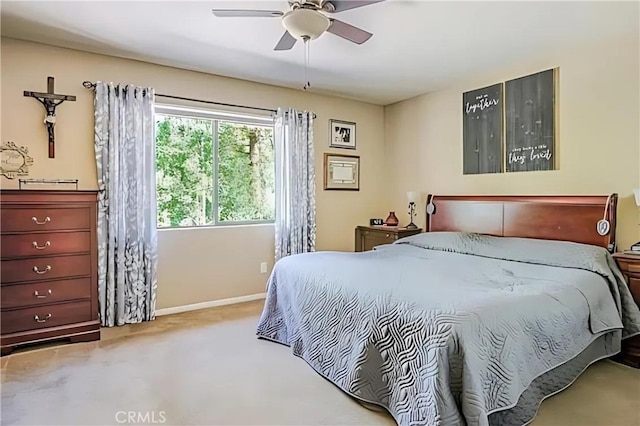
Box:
[369, 218, 384, 226]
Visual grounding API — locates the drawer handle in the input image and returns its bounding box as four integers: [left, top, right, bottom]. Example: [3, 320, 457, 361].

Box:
[385, 234, 390, 238]
[32, 241, 51, 250]
[33, 265, 52, 275]
[34, 289, 53, 299]
[34, 314, 52, 323]
[32, 216, 51, 225]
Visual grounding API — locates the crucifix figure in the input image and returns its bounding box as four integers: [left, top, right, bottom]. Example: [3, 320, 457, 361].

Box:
[24, 77, 76, 158]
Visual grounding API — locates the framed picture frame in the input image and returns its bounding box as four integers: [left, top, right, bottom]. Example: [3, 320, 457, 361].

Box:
[329, 119, 356, 149]
[324, 153, 360, 191]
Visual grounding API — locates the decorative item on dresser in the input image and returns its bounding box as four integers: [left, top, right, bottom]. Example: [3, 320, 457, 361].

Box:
[613, 252, 640, 368]
[0, 190, 100, 356]
[355, 225, 422, 252]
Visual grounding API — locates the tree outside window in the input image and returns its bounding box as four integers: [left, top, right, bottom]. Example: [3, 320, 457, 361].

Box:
[155, 109, 274, 228]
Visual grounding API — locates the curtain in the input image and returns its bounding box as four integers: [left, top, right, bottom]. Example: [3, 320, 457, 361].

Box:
[274, 108, 316, 260]
[94, 82, 158, 326]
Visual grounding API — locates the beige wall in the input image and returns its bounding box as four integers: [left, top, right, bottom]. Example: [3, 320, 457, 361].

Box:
[384, 35, 640, 251]
[3, 33, 639, 310]
[0, 38, 386, 309]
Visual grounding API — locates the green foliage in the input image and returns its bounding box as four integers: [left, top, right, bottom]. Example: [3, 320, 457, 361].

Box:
[155, 114, 274, 228]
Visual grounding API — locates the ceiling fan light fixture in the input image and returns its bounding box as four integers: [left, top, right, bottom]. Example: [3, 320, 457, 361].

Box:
[282, 9, 330, 40]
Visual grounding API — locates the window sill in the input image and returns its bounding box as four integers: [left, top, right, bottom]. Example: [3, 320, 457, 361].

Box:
[157, 222, 274, 232]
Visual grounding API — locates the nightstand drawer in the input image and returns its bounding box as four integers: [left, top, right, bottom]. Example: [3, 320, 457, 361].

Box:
[364, 230, 395, 239]
[628, 263, 640, 274]
[628, 277, 640, 306]
[355, 226, 422, 252]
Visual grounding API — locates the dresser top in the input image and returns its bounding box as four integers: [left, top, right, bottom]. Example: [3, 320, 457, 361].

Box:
[1, 189, 98, 195]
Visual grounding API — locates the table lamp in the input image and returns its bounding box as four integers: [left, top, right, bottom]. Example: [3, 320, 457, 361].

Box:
[632, 188, 640, 251]
[406, 191, 420, 230]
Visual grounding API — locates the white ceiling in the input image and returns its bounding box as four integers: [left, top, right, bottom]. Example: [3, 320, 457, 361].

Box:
[1, 1, 638, 105]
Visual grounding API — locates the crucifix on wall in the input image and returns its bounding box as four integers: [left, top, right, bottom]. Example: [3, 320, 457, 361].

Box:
[24, 77, 76, 158]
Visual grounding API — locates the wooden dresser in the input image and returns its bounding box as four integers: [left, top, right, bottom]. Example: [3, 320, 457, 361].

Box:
[355, 225, 422, 252]
[1, 190, 100, 355]
[613, 252, 640, 368]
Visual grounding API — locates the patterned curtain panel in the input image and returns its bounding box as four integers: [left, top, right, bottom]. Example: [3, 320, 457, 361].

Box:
[274, 108, 316, 260]
[94, 82, 158, 326]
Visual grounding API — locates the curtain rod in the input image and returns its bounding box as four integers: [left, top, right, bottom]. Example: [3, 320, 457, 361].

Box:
[82, 81, 316, 118]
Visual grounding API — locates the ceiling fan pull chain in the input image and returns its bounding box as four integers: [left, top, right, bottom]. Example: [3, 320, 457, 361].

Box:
[303, 37, 311, 91]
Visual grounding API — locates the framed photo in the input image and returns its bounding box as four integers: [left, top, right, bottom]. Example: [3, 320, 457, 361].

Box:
[329, 119, 356, 149]
[324, 153, 359, 191]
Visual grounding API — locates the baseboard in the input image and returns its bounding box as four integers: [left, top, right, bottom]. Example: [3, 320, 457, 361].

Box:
[155, 293, 266, 317]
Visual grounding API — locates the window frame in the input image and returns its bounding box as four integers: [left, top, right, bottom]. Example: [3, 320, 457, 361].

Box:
[155, 104, 276, 229]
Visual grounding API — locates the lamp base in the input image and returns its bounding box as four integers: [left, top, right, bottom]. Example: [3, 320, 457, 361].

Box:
[406, 222, 418, 230]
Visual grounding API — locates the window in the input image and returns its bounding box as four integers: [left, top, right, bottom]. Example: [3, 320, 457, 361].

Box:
[155, 106, 275, 228]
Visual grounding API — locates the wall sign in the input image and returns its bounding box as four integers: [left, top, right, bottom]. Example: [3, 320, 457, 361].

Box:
[1, 141, 34, 179]
[462, 83, 503, 174]
[505, 69, 556, 172]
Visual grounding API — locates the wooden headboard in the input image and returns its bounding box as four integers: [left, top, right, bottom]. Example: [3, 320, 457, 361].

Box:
[426, 194, 618, 252]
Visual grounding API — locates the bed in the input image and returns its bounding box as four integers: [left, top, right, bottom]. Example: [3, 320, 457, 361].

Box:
[256, 195, 640, 426]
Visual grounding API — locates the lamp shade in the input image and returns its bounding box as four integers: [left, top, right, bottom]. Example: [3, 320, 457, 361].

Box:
[406, 191, 421, 204]
[634, 188, 640, 207]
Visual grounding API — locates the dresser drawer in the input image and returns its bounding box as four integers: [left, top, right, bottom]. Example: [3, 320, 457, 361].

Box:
[1, 207, 91, 232]
[1, 254, 91, 284]
[1, 278, 92, 309]
[1, 301, 93, 334]
[1, 232, 91, 259]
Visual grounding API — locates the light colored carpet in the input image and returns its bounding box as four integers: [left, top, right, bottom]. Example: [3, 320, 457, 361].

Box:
[1, 301, 639, 426]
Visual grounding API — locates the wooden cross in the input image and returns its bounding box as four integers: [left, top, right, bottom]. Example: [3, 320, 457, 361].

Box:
[24, 77, 76, 158]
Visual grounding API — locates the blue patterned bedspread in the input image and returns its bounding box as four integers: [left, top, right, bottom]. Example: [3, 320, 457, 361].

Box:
[256, 233, 640, 425]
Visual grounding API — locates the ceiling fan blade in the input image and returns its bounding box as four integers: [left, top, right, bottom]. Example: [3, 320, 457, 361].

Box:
[274, 31, 297, 51]
[326, 0, 386, 13]
[211, 9, 284, 18]
[327, 19, 372, 44]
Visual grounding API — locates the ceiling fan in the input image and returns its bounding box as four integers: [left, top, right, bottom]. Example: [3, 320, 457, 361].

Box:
[211, 1, 386, 51]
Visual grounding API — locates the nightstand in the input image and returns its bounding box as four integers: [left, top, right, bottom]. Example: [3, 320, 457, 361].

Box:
[613, 252, 640, 368]
[355, 226, 422, 252]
